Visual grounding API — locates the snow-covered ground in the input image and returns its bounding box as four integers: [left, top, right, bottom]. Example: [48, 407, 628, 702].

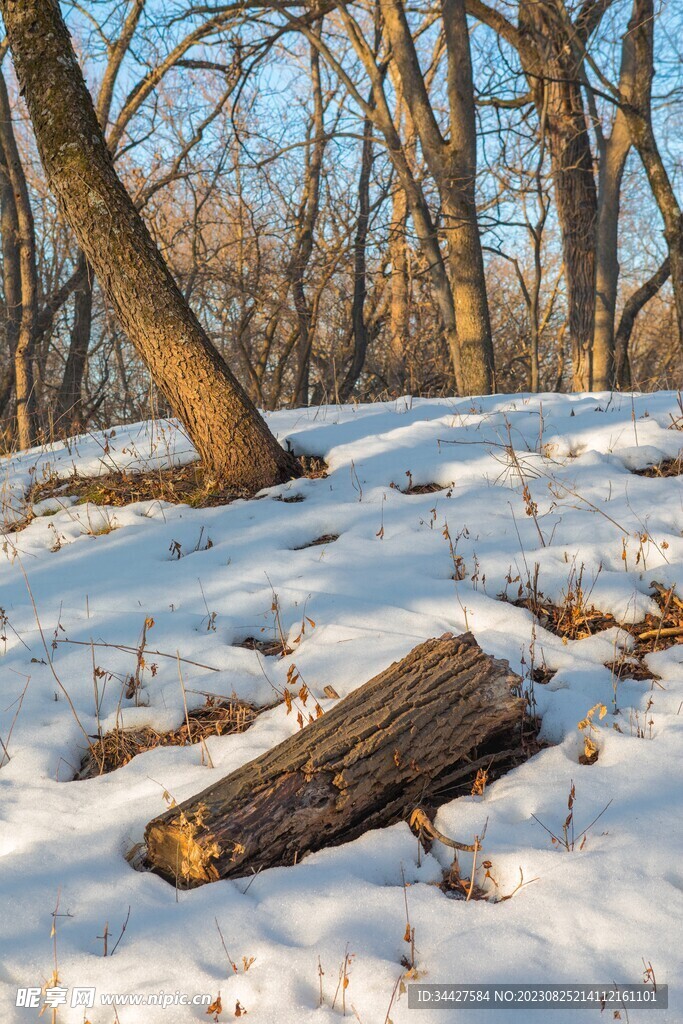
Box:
[1, 391, 682, 1023]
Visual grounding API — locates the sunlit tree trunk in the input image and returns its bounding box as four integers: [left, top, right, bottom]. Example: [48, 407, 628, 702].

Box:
[0, 68, 38, 447]
[622, 0, 683, 351]
[592, 14, 637, 390]
[517, 0, 597, 391]
[382, 0, 494, 395]
[387, 179, 410, 393]
[0, 0, 298, 486]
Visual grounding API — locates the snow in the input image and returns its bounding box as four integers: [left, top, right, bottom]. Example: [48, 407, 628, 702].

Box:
[0, 391, 681, 1022]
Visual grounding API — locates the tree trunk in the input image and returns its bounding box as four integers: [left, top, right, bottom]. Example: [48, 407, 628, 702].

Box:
[291, 31, 326, 407]
[0, 0, 298, 488]
[518, 2, 598, 391]
[339, 109, 374, 401]
[381, 0, 494, 396]
[591, 17, 636, 391]
[622, 0, 683, 353]
[55, 253, 93, 433]
[0, 133, 20, 423]
[0, 67, 38, 447]
[144, 633, 524, 887]
[592, 133, 630, 389]
[387, 179, 410, 392]
[614, 256, 670, 388]
[441, 0, 495, 396]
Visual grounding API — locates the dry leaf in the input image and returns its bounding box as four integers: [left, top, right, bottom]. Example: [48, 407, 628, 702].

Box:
[206, 995, 222, 1015]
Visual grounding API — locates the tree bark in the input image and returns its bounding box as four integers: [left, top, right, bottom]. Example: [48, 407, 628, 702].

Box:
[387, 178, 410, 392]
[517, 1, 598, 391]
[54, 252, 92, 432]
[592, 130, 630, 389]
[0, 0, 298, 488]
[0, 67, 38, 447]
[614, 255, 670, 387]
[621, 0, 683, 353]
[144, 633, 524, 887]
[325, 6, 464, 389]
[339, 108, 374, 401]
[0, 132, 20, 422]
[290, 30, 326, 407]
[591, 15, 636, 391]
[382, 0, 495, 395]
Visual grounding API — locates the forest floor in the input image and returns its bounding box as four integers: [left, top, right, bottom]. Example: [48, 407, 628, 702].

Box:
[0, 391, 682, 1023]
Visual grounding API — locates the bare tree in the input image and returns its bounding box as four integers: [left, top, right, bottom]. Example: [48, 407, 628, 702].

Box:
[0, 0, 297, 487]
[619, 0, 683, 351]
[0, 66, 38, 447]
[467, 0, 611, 390]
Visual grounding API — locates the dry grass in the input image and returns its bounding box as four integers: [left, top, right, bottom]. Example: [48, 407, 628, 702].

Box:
[27, 454, 329, 513]
[513, 596, 619, 642]
[633, 451, 683, 477]
[76, 696, 275, 779]
[508, 581, 683, 677]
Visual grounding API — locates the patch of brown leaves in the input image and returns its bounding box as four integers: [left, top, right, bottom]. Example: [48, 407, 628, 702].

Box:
[511, 581, 683, 674]
[632, 451, 683, 477]
[29, 454, 329, 512]
[76, 696, 274, 779]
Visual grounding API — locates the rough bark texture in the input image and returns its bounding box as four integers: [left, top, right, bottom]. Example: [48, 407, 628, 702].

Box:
[0, 0, 298, 487]
[441, 0, 495, 396]
[0, 132, 20, 421]
[145, 633, 524, 887]
[518, 1, 598, 392]
[382, 0, 494, 396]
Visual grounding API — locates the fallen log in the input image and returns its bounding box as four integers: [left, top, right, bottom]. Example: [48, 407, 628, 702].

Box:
[144, 632, 525, 887]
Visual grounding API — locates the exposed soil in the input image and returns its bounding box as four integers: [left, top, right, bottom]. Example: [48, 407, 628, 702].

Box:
[233, 636, 293, 657]
[390, 478, 453, 495]
[292, 533, 339, 549]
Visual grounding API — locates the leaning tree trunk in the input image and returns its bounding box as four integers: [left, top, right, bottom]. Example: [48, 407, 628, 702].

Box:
[614, 256, 671, 387]
[0, 0, 298, 488]
[145, 633, 525, 887]
[622, 0, 683, 354]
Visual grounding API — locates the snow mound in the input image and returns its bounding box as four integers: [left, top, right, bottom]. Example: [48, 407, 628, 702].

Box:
[0, 391, 681, 1022]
